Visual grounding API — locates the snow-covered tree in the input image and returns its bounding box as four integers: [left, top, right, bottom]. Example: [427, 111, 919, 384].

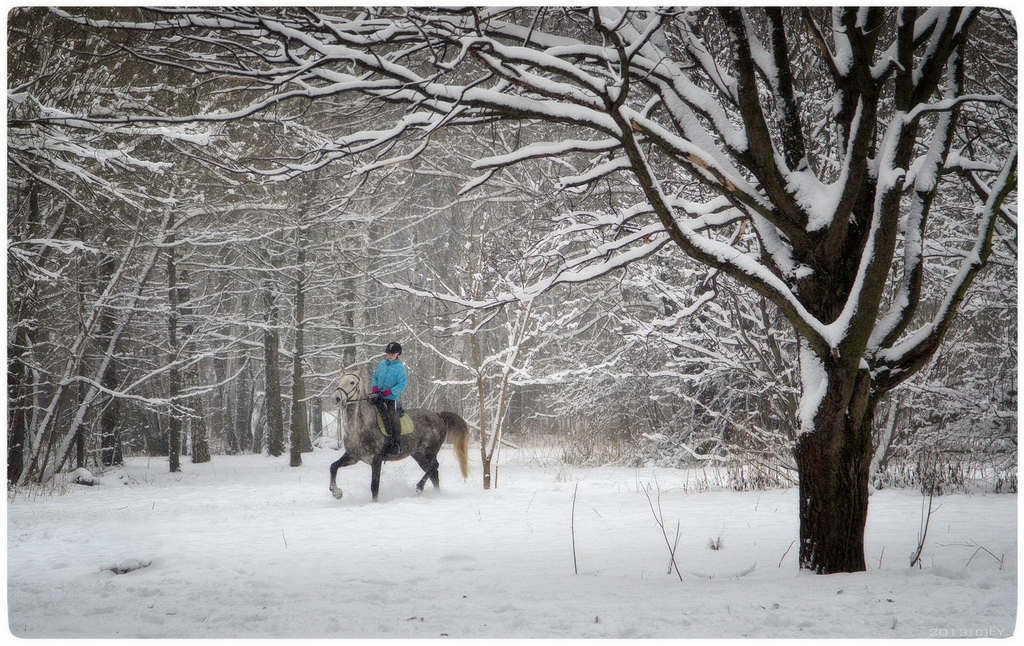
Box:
[8, 8, 392, 475]
[7, 9, 194, 481]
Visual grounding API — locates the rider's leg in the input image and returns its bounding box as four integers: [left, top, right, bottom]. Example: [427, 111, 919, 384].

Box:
[386, 399, 402, 454]
[375, 398, 401, 455]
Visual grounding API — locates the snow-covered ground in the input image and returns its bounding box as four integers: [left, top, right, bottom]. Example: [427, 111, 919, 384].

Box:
[7, 445, 1017, 639]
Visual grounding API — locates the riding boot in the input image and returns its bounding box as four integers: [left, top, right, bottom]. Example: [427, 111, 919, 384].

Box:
[386, 405, 403, 455]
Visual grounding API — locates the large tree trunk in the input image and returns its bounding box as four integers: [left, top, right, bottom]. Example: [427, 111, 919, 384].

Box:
[795, 366, 876, 573]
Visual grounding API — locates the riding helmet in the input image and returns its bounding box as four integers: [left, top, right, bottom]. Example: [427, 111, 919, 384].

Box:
[385, 341, 402, 356]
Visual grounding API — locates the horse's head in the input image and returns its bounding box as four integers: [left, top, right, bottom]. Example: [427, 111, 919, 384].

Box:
[333, 370, 365, 407]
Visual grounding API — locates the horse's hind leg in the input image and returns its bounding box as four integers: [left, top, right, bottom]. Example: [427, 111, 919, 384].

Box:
[415, 470, 430, 493]
[413, 454, 440, 493]
[329, 452, 358, 499]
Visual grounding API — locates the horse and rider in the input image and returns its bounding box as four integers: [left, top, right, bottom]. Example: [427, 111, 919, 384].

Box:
[330, 341, 471, 501]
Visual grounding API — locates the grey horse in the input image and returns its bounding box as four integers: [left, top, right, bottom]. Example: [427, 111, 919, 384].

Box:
[329, 368, 470, 501]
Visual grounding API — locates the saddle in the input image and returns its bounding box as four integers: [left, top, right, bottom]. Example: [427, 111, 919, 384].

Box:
[376, 412, 414, 437]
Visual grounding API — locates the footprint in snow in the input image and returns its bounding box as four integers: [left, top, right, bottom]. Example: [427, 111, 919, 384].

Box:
[437, 553, 481, 572]
[107, 559, 152, 575]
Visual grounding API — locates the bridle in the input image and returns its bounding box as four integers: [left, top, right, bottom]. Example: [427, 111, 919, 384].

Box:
[334, 373, 371, 406]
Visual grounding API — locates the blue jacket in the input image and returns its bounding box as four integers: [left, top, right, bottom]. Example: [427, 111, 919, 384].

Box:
[372, 358, 407, 402]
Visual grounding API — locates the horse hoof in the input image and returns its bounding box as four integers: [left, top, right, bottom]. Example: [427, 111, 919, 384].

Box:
[331, 489, 343, 500]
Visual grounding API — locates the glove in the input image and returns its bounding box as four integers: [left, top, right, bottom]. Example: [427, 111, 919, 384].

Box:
[371, 386, 380, 394]
[382, 389, 392, 397]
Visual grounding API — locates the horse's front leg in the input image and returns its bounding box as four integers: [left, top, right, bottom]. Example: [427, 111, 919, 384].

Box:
[329, 452, 357, 499]
[370, 456, 384, 501]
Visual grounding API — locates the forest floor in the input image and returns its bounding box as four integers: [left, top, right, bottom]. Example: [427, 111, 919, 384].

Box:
[7, 444, 1017, 640]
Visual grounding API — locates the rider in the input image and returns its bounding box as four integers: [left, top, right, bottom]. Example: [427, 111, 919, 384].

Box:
[371, 341, 408, 455]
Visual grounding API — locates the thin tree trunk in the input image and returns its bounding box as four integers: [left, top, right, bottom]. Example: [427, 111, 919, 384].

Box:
[233, 359, 253, 454]
[99, 398, 122, 467]
[290, 242, 311, 466]
[470, 327, 491, 490]
[167, 212, 181, 473]
[177, 270, 211, 465]
[8, 323, 32, 483]
[214, 353, 235, 454]
[189, 386, 212, 464]
[869, 392, 904, 484]
[97, 252, 122, 467]
[264, 285, 285, 457]
[310, 396, 323, 446]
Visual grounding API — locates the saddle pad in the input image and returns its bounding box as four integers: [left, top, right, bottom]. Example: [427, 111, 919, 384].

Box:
[376, 412, 414, 437]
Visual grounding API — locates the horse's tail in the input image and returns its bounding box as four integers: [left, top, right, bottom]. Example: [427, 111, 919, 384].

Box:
[439, 412, 471, 479]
